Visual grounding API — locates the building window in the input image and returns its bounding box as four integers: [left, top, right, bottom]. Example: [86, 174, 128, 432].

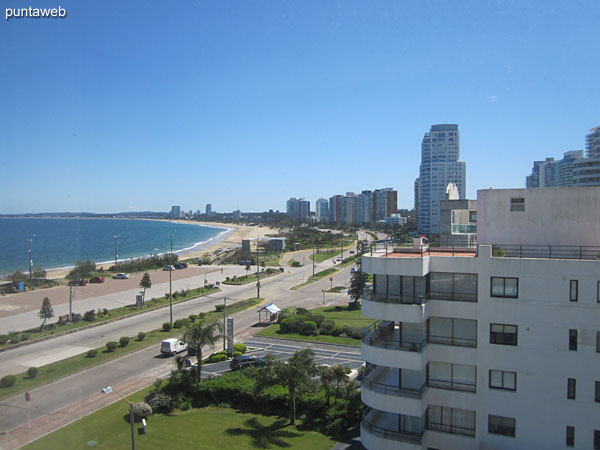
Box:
[569, 329, 578, 351]
[594, 430, 600, 450]
[488, 414, 516, 437]
[566, 426, 575, 447]
[489, 370, 516, 391]
[570, 280, 578, 302]
[595, 381, 600, 403]
[567, 378, 576, 399]
[428, 317, 477, 347]
[510, 198, 525, 211]
[490, 324, 518, 346]
[597, 332, 600, 352]
[428, 362, 477, 392]
[428, 405, 476, 437]
[491, 277, 518, 298]
[597, 281, 600, 303]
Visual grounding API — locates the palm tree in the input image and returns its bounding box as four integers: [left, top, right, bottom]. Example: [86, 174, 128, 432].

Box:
[274, 348, 316, 425]
[139, 272, 152, 306]
[331, 364, 350, 402]
[318, 365, 335, 406]
[182, 321, 222, 381]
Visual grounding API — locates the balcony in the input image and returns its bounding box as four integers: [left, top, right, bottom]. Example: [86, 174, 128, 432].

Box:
[362, 321, 427, 370]
[362, 290, 428, 324]
[362, 365, 426, 416]
[361, 408, 424, 450]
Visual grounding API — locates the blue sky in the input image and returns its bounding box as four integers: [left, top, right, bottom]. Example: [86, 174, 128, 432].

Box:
[1, 0, 599, 214]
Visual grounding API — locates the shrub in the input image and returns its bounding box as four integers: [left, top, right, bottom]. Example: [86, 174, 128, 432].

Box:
[342, 325, 362, 340]
[87, 349, 98, 358]
[131, 402, 153, 422]
[71, 313, 82, 323]
[206, 353, 228, 364]
[278, 308, 296, 322]
[306, 314, 325, 326]
[46, 323, 55, 330]
[162, 322, 172, 332]
[8, 332, 19, 344]
[106, 341, 118, 352]
[173, 319, 188, 329]
[215, 304, 225, 313]
[145, 392, 174, 414]
[301, 321, 318, 336]
[83, 310, 96, 322]
[137, 332, 146, 341]
[319, 320, 335, 336]
[232, 351, 242, 358]
[119, 336, 130, 347]
[332, 324, 344, 337]
[296, 307, 309, 316]
[57, 316, 68, 326]
[27, 367, 38, 378]
[103, 308, 109, 316]
[188, 314, 198, 322]
[280, 316, 303, 334]
[0, 335, 8, 345]
[233, 343, 247, 354]
[20, 334, 29, 341]
[0, 375, 16, 388]
[347, 302, 360, 311]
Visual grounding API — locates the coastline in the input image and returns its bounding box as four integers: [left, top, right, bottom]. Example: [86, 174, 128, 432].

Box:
[44, 220, 277, 279]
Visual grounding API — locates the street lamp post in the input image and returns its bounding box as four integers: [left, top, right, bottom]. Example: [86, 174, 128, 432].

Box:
[113, 235, 119, 268]
[169, 233, 173, 323]
[27, 238, 33, 282]
[101, 386, 135, 450]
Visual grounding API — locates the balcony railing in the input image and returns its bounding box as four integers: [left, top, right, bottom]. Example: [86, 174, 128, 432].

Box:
[363, 375, 426, 398]
[367, 242, 477, 258]
[364, 289, 477, 304]
[427, 421, 476, 437]
[427, 377, 476, 393]
[428, 333, 477, 348]
[362, 321, 427, 352]
[362, 408, 424, 443]
[492, 244, 600, 260]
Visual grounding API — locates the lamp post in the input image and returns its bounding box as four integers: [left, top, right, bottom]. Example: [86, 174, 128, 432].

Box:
[101, 386, 135, 450]
[169, 233, 173, 323]
[27, 238, 33, 281]
[113, 235, 119, 268]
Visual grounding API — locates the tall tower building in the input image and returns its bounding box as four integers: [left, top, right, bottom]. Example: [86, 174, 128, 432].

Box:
[416, 124, 466, 234]
[573, 126, 600, 187]
[315, 198, 329, 223]
[205, 203, 212, 215]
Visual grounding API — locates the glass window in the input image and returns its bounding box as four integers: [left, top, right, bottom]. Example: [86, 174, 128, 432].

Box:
[489, 370, 516, 391]
[566, 426, 574, 447]
[594, 430, 600, 450]
[569, 329, 578, 351]
[597, 331, 600, 353]
[510, 198, 525, 211]
[429, 405, 476, 437]
[595, 381, 600, 403]
[570, 280, 578, 302]
[488, 414, 516, 437]
[490, 324, 518, 346]
[491, 277, 518, 298]
[567, 378, 576, 399]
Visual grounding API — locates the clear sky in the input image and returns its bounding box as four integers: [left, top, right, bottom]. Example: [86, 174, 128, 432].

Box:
[1, 0, 598, 214]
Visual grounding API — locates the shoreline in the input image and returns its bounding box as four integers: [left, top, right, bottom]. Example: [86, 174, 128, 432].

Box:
[43, 220, 277, 279]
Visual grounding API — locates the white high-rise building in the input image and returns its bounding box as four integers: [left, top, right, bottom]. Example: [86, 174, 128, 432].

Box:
[573, 126, 600, 187]
[360, 186, 600, 450]
[315, 198, 329, 222]
[416, 124, 466, 235]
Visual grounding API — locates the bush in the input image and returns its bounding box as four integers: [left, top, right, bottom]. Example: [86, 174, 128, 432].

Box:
[119, 336, 130, 347]
[20, 334, 29, 341]
[27, 367, 38, 378]
[347, 302, 360, 311]
[306, 314, 324, 326]
[233, 343, 247, 354]
[0, 375, 16, 388]
[131, 402, 153, 422]
[145, 392, 174, 414]
[87, 349, 98, 358]
[137, 332, 146, 341]
[188, 314, 198, 322]
[205, 353, 228, 364]
[301, 321, 318, 336]
[341, 325, 362, 340]
[215, 304, 225, 313]
[103, 308, 109, 316]
[71, 313, 82, 323]
[332, 324, 344, 337]
[232, 351, 242, 358]
[106, 341, 118, 352]
[280, 316, 304, 334]
[0, 335, 8, 345]
[162, 322, 172, 332]
[83, 310, 96, 322]
[296, 307, 309, 316]
[319, 320, 335, 336]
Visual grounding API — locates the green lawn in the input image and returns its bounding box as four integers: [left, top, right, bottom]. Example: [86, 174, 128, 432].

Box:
[222, 269, 280, 285]
[0, 298, 263, 401]
[290, 268, 337, 290]
[256, 305, 371, 347]
[24, 396, 335, 450]
[261, 253, 283, 267]
[309, 250, 341, 263]
[328, 286, 346, 293]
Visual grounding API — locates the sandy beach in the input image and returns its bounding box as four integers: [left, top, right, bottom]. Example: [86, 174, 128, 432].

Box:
[44, 221, 278, 279]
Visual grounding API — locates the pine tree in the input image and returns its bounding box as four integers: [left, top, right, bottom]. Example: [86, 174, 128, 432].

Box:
[38, 297, 54, 330]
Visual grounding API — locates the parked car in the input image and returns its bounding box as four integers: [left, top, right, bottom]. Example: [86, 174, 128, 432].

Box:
[162, 265, 175, 271]
[230, 355, 264, 371]
[112, 273, 129, 279]
[175, 262, 188, 269]
[161, 338, 188, 357]
[349, 250, 355, 254]
[68, 278, 87, 286]
[88, 276, 105, 283]
[335, 256, 342, 262]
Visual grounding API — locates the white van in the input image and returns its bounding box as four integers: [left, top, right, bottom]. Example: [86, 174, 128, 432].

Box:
[160, 338, 188, 357]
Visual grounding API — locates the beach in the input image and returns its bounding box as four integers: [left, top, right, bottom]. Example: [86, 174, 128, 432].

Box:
[44, 221, 278, 279]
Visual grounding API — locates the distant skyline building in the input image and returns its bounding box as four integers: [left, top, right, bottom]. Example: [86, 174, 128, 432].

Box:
[326, 188, 397, 225]
[169, 205, 181, 218]
[286, 197, 310, 219]
[205, 203, 212, 215]
[315, 198, 329, 222]
[416, 124, 466, 235]
[525, 151, 584, 188]
[573, 126, 600, 187]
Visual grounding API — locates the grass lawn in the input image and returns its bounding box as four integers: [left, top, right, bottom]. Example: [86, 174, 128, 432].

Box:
[261, 253, 283, 267]
[290, 268, 337, 290]
[328, 285, 346, 293]
[256, 305, 371, 347]
[24, 396, 335, 450]
[309, 250, 341, 263]
[222, 269, 280, 285]
[0, 298, 263, 401]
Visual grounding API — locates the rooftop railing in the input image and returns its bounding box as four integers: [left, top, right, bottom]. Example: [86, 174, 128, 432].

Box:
[492, 244, 600, 260]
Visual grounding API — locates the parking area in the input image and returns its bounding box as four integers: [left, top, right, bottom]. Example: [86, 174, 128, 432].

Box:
[201, 336, 364, 377]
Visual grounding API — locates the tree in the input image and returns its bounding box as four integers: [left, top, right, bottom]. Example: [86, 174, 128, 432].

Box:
[139, 272, 152, 306]
[318, 365, 335, 406]
[330, 364, 350, 402]
[182, 321, 222, 381]
[274, 348, 317, 425]
[245, 263, 251, 277]
[348, 268, 368, 306]
[38, 297, 54, 330]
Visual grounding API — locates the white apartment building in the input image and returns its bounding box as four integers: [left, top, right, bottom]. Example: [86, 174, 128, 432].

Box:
[360, 187, 600, 450]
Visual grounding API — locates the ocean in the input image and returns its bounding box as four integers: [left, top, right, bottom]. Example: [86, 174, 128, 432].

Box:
[0, 218, 230, 276]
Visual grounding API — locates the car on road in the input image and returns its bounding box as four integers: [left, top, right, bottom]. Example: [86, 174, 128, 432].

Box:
[88, 276, 105, 283]
[335, 256, 342, 262]
[68, 278, 87, 286]
[350, 267, 356, 273]
[175, 262, 188, 269]
[112, 273, 129, 279]
[163, 265, 175, 271]
[160, 338, 188, 357]
[349, 250, 355, 255]
[230, 355, 264, 370]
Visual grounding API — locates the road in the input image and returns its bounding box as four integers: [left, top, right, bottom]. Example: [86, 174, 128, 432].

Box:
[0, 246, 362, 446]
